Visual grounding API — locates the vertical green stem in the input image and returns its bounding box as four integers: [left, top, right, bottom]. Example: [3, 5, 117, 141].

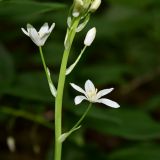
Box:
[54, 18, 80, 160]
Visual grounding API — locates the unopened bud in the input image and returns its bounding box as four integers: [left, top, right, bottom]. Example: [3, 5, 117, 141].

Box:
[89, 0, 101, 12]
[84, 27, 96, 46]
[73, 0, 84, 17]
[7, 136, 16, 152]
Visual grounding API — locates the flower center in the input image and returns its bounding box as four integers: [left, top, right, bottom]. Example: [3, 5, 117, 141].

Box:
[87, 88, 97, 102]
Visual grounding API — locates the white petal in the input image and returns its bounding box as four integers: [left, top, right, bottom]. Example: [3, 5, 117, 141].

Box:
[27, 24, 42, 46]
[70, 83, 86, 94]
[96, 88, 114, 99]
[27, 24, 34, 32]
[40, 33, 50, 46]
[48, 23, 55, 33]
[84, 27, 96, 46]
[74, 95, 87, 105]
[85, 79, 96, 93]
[39, 22, 49, 36]
[97, 98, 120, 108]
[21, 28, 29, 36]
[38, 23, 55, 45]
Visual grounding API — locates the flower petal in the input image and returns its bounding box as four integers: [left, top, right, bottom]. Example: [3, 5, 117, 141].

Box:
[27, 24, 42, 46]
[85, 79, 96, 93]
[48, 23, 55, 33]
[70, 83, 86, 94]
[21, 28, 29, 36]
[97, 88, 114, 99]
[39, 23, 55, 45]
[97, 98, 120, 108]
[39, 22, 49, 36]
[40, 33, 50, 46]
[74, 95, 87, 105]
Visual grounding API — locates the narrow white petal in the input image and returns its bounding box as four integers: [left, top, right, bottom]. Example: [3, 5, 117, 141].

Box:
[97, 98, 120, 108]
[85, 79, 96, 93]
[21, 28, 29, 36]
[40, 33, 50, 46]
[74, 95, 87, 105]
[27, 24, 34, 32]
[70, 83, 86, 94]
[27, 25, 42, 46]
[48, 23, 55, 33]
[39, 22, 49, 36]
[96, 88, 114, 99]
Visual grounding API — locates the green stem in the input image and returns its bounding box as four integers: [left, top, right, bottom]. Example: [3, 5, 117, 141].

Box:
[70, 103, 92, 132]
[39, 47, 56, 97]
[39, 47, 48, 79]
[54, 18, 80, 160]
[66, 45, 87, 75]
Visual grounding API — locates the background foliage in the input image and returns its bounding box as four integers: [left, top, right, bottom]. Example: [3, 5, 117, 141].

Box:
[0, 0, 160, 159]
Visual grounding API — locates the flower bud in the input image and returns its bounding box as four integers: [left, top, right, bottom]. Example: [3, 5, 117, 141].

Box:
[73, 0, 84, 17]
[83, 0, 92, 9]
[84, 27, 96, 46]
[89, 0, 101, 12]
[7, 136, 16, 152]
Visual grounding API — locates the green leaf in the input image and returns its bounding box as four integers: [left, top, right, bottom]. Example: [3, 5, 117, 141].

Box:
[5, 72, 55, 102]
[109, 145, 160, 160]
[73, 106, 160, 140]
[0, 44, 15, 94]
[80, 64, 132, 85]
[107, 0, 154, 8]
[0, 0, 66, 19]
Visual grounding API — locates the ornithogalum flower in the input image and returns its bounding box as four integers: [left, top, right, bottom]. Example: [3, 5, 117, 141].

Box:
[70, 80, 120, 108]
[21, 22, 55, 47]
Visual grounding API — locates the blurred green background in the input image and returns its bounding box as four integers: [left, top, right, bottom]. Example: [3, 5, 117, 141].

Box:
[0, 0, 160, 159]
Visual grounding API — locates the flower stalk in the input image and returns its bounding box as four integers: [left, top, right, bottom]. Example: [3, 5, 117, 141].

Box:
[20, 2, 118, 160]
[59, 103, 92, 143]
[39, 47, 56, 97]
[54, 17, 81, 160]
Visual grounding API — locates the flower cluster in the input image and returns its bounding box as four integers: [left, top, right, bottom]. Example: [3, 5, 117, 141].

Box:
[72, 0, 101, 17]
[21, 0, 120, 159]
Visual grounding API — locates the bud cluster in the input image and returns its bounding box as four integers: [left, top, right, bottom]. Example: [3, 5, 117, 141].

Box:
[72, 0, 101, 17]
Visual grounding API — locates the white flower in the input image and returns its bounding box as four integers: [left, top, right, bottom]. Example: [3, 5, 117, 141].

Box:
[89, 0, 101, 12]
[70, 80, 120, 108]
[84, 27, 96, 46]
[21, 22, 55, 46]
